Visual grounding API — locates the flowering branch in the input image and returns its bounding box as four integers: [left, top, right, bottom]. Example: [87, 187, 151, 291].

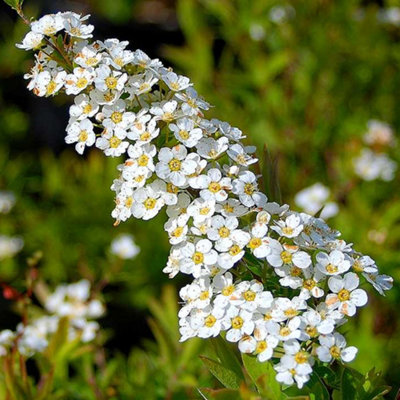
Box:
[12, 9, 393, 391]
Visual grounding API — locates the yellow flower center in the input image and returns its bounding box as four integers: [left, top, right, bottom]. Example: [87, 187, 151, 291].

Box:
[76, 77, 88, 89]
[229, 245, 241, 256]
[244, 183, 255, 195]
[326, 263, 338, 274]
[192, 252, 204, 264]
[231, 316, 243, 329]
[114, 57, 124, 67]
[70, 27, 82, 36]
[248, 237, 262, 249]
[243, 290, 256, 302]
[105, 76, 118, 89]
[140, 131, 151, 141]
[208, 149, 218, 158]
[294, 351, 308, 364]
[208, 182, 221, 193]
[205, 315, 216, 327]
[46, 80, 57, 95]
[352, 260, 363, 272]
[330, 345, 341, 359]
[199, 291, 209, 300]
[291, 266, 302, 277]
[78, 130, 88, 142]
[162, 112, 174, 122]
[305, 326, 318, 338]
[166, 183, 178, 194]
[137, 154, 149, 166]
[171, 227, 184, 238]
[199, 207, 210, 215]
[125, 197, 133, 208]
[144, 198, 157, 210]
[218, 227, 230, 238]
[170, 82, 180, 90]
[282, 226, 294, 236]
[280, 250, 293, 264]
[284, 308, 298, 318]
[303, 279, 315, 290]
[168, 158, 182, 172]
[279, 327, 291, 337]
[179, 129, 190, 140]
[338, 289, 350, 302]
[111, 111, 123, 124]
[223, 204, 234, 213]
[255, 340, 267, 354]
[103, 92, 115, 102]
[236, 154, 246, 165]
[109, 137, 122, 148]
[83, 104, 92, 114]
[86, 57, 99, 66]
[222, 285, 234, 296]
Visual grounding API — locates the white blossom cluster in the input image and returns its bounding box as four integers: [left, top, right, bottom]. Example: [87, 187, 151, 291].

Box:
[0, 280, 104, 357]
[353, 120, 397, 182]
[294, 183, 338, 220]
[17, 12, 393, 388]
[110, 233, 140, 259]
[0, 191, 16, 214]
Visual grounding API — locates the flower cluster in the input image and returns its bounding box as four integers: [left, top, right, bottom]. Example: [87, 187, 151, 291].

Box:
[353, 120, 397, 181]
[0, 280, 104, 357]
[294, 183, 338, 220]
[17, 12, 393, 388]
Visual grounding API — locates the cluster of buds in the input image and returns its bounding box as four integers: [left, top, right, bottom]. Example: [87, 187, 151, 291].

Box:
[16, 12, 393, 388]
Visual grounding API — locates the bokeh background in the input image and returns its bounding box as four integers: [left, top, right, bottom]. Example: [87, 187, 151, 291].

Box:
[0, 0, 399, 398]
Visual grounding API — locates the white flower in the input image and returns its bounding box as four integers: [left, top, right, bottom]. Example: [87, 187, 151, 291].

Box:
[187, 198, 216, 222]
[271, 213, 303, 238]
[217, 229, 250, 270]
[364, 120, 395, 148]
[252, 327, 279, 361]
[353, 148, 397, 181]
[175, 87, 210, 116]
[131, 183, 166, 220]
[110, 234, 140, 259]
[0, 191, 16, 214]
[165, 215, 189, 244]
[233, 280, 273, 312]
[31, 14, 64, 36]
[195, 306, 226, 338]
[0, 235, 24, 260]
[74, 44, 102, 68]
[326, 272, 368, 316]
[363, 273, 393, 295]
[316, 250, 351, 276]
[197, 168, 232, 202]
[96, 126, 129, 157]
[16, 31, 44, 50]
[129, 71, 158, 95]
[162, 71, 191, 91]
[215, 198, 248, 217]
[300, 309, 334, 340]
[267, 240, 311, 269]
[34, 69, 67, 97]
[196, 137, 229, 160]
[150, 100, 178, 122]
[316, 333, 358, 363]
[65, 118, 96, 154]
[62, 12, 94, 39]
[102, 99, 135, 131]
[106, 45, 134, 70]
[169, 117, 203, 148]
[224, 307, 255, 342]
[232, 171, 266, 207]
[94, 64, 128, 92]
[65, 67, 95, 95]
[227, 144, 257, 166]
[274, 340, 312, 389]
[155, 145, 199, 187]
[207, 215, 239, 245]
[352, 255, 378, 274]
[69, 93, 99, 120]
[0, 330, 15, 356]
[179, 239, 218, 277]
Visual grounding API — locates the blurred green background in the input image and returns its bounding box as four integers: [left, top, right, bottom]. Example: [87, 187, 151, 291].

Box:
[0, 0, 399, 398]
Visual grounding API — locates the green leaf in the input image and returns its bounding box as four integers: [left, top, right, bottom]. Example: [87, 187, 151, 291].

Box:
[241, 353, 282, 400]
[2, 0, 23, 10]
[341, 368, 362, 400]
[198, 388, 242, 400]
[200, 356, 243, 389]
[210, 337, 244, 380]
[44, 316, 69, 360]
